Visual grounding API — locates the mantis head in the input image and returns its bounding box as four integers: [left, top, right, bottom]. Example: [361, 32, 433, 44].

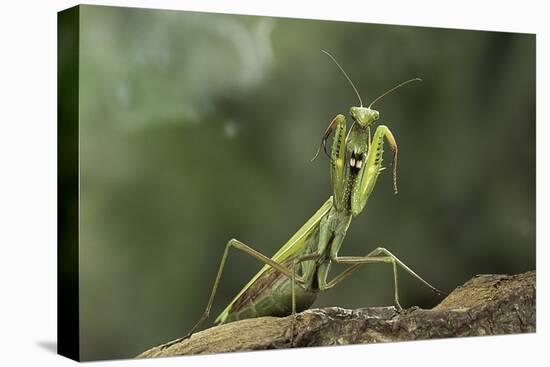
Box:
[350, 106, 379, 127]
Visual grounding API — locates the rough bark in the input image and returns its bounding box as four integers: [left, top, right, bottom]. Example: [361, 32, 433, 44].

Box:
[138, 271, 535, 358]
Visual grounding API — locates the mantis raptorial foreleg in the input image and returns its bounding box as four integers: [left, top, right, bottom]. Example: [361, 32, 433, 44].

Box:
[377, 125, 398, 194]
[351, 124, 399, 216]
[312, 114, 347, 210]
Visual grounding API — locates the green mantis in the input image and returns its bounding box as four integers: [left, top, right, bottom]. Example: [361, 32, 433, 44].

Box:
[164, 51, 444, 348]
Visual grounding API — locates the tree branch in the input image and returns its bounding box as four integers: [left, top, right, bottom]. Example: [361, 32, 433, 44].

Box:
[138, 271, 535, 358]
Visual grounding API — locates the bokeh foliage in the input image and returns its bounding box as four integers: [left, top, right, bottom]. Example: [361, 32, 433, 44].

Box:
[70, 5, 535, 360]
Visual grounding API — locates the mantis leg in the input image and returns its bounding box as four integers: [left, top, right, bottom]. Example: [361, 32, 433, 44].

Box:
[290, 252, 322, 346]
[312, 114, 348, 210]
[351, 124, 398, 216]
[290, 258, 298, 346]
[362, 247, 445, 296]
[289, 253, 320, 316]
[162, 238, 306, 349]
[331, 255, 404, 310]
[319, 247, 445, 310]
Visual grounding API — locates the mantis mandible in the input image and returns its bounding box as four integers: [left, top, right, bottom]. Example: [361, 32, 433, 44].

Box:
[164, 50, 445, 348]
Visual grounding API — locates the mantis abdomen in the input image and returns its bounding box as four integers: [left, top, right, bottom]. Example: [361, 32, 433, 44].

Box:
[221, 257, 318, 324]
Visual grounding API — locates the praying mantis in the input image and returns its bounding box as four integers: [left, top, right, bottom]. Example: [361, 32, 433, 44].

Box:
[164, 50, 445, 348]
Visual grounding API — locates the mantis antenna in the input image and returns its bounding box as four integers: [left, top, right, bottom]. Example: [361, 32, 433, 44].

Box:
[321, 50, 363, 107]
[368, 78, 422, 108]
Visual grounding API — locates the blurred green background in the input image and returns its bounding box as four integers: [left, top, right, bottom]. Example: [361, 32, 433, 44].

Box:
[71, 5, 535, 361]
